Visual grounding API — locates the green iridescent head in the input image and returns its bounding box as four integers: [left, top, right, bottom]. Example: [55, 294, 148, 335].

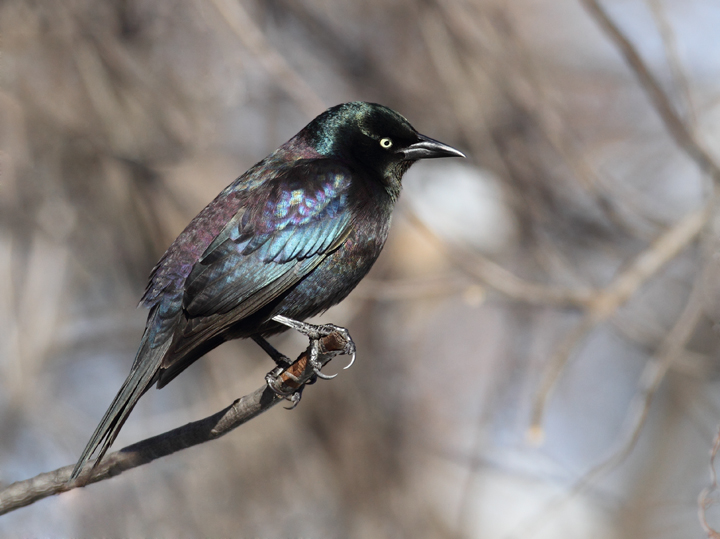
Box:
[303, 102, 464, 195]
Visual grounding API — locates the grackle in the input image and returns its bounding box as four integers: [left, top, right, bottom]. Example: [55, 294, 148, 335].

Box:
[71, 102, 464, 479]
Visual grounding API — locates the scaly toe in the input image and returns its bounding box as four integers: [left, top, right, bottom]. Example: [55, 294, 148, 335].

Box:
[284, 390, 303, 409]
[343, 350, 356, 370]
[265, 369, 295, 397]
[312, 366, 338, 380]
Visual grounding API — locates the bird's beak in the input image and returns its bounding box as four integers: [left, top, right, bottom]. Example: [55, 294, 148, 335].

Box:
[399, 133, 466, 161]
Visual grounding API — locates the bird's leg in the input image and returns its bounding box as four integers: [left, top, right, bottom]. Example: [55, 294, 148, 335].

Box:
[271, 315, 357, 378]
[263, 368, 305, 409]
[252, 335, 293, 369]
[253, 335, 305, 407]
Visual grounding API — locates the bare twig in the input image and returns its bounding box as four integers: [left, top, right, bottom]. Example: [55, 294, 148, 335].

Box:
[407, 189, 710, 446]
[404, 208, 595, 308]
[580, 0, 720, 185]
[646, 0, 698, 129]
[405, 163, 710, 436]
[353, 274, 471, 301]
[530, 201, 711, 432]
[699, 426, 720, 538]
[511, 270, 706, 539]
[0, 330, 351, 516]
[520, 0, 720, 433]
[209, 0, 326, 117]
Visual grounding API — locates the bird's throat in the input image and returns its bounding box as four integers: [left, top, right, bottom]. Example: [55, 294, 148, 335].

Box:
[382, 160, 413, 201]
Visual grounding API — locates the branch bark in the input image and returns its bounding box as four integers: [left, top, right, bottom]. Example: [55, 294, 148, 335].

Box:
[0, 330, 351, 516]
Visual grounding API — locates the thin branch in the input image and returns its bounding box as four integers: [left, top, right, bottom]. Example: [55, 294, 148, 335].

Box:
[405, 177, 710, 435]
[526, 314, 597, 444]
[353, 274, 471, 301]
[209, 0, 326, 117]
[0, 330, 351, 516]
[403, 208, 595, 309]
[511, 269, 706, 539]
[530, 201, 711, 432]
[523, 0, 720, 432]
[646, 0, 698, 129]
[699, 426, 720, 538]
[580, 0, 720, 185]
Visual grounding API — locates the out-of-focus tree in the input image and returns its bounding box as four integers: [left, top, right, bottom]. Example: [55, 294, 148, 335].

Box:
[1, 0, 720, 537]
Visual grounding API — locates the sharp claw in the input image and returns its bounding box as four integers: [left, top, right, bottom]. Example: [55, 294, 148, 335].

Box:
[284, 391, 302, 409]
[343, 351, 356, 370]
[272, 315, 356, 380]
[313, 366, 338, 380]
[309, 340, 338, 379]
[266, 370, 295, 397]
[266, 370, 304, 408]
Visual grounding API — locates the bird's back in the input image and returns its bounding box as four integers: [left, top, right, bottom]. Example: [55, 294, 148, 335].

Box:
[143, 151, 394, 385]
[71, 101, 464, 481]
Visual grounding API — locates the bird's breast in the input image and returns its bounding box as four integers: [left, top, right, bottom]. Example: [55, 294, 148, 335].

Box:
[272, 205, 393, 321]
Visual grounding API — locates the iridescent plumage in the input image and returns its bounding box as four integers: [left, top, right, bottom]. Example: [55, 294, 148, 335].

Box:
[71, 102, 464, 479]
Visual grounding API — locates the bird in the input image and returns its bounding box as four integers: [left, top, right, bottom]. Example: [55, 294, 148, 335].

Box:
[70, 101, 464, 480]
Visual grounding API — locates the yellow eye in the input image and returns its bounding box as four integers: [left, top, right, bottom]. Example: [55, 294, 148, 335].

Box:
[380, 137, 393, 149]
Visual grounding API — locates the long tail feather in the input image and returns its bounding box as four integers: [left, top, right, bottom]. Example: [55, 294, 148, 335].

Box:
[69, 336, 172, 481]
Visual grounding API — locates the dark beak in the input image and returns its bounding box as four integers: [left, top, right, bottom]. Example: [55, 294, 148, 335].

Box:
[399, 133, 466, 161]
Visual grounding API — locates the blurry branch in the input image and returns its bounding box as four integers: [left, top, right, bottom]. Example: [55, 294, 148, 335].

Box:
[405, 195, 710, 433]
[407, 200, 708, 436]
[511, 278, 706, 539]
[404, 209, 595, 308]
[646, 0, 698, 128]
[581, 0, 720, 185]
[699, 426, 720, 538]
[522, 0, 720, 433]
[412, 0, 717, 435]
[0, 331, 351, 516]
[418, 7, 484, 145]
[209, 0, 326, 117]
[447, 1, 640, 236]
[408, 193, 709, 439]
[530, 201, 711, 433]
[427, 1, 642, 244]
[406, 201, 709, 318]
[354, 274, 471, 301]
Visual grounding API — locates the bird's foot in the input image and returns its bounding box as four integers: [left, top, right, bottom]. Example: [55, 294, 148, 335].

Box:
[265, 367, 304, 409]
[283, 389, 303, 409]
[272, 315, 357, 375]
[264, 316, 356, 407]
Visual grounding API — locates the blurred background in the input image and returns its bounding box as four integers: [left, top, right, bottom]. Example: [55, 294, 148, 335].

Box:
[1, 0, 720, 537]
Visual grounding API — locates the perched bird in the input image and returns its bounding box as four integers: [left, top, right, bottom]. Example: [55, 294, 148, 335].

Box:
[71, 101, 464, 479]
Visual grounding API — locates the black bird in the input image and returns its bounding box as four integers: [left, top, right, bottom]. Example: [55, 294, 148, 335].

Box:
[71, 101, 464, 479]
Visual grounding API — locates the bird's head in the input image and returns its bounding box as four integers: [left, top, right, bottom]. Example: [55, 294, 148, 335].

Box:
[303, 102, 465, 198]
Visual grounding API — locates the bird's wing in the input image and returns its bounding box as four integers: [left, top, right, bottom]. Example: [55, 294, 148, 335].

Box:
[70, 160, 356, 479]
[163, 159, 355, 365]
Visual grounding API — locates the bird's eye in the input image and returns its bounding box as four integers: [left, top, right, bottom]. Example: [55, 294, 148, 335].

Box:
[379, 138, 393, 149]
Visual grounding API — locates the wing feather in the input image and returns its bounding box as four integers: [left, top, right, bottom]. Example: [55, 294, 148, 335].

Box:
[164, 160, 355, 366]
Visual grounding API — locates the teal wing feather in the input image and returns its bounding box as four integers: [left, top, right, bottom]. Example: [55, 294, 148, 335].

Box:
[161, 160, 355, 369]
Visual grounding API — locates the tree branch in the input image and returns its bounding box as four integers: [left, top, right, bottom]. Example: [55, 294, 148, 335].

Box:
[0, 330, 351, 516]
[209, 0, 326, 117]
[699, 425, 720, 538]
[518, 0, 720, 437]
[580, 0, 720, 185]
[529, 191, 712, 435]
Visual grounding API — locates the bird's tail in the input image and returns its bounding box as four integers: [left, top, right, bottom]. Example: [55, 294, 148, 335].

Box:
[69, 333, 172, 481]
